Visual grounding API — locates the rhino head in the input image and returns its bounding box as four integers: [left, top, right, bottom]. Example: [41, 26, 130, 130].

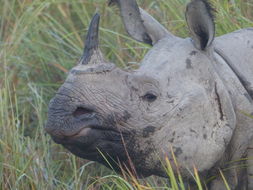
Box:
[45, 0, 236, 178]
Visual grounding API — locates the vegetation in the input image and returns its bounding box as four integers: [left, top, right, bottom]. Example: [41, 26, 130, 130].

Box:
[0, 0, 252, 189]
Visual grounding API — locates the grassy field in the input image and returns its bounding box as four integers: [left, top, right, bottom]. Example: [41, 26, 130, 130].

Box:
[1, 0, 253, 189]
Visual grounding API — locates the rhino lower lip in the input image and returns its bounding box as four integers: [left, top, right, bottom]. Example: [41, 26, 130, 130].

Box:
[51, 125, 122, 145]
[70, 127, 92, 138]
[68, 126, 113, 138]
[70, 126, 125, 138]
[51, 127, 95, 145]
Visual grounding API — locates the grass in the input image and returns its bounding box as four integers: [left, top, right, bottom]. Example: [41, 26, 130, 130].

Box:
[0, 0, 253, 189]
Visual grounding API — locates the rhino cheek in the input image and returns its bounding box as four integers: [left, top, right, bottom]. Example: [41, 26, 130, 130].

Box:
[150, 85, 235, 175]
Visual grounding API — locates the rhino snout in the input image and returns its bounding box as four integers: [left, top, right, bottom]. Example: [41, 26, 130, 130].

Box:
[45, 96, 100, 140]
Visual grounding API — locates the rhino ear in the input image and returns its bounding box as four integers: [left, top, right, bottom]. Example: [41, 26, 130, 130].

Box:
[109, 0, 176, 45]
[185, 0, 215, 50]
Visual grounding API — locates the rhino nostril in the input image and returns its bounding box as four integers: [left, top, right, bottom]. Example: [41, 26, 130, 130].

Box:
[73, 107, 94, 118]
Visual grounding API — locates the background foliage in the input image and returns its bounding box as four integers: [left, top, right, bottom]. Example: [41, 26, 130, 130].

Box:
[0, 0, 252, 189]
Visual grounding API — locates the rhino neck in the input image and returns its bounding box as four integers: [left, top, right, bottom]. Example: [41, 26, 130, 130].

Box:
[211, 45, 253, 111]
[212, 38, 253, 163]
[214, 28, 253, 101]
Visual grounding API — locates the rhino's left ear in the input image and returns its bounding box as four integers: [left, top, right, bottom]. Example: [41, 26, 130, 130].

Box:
[186, 0, 215, 50]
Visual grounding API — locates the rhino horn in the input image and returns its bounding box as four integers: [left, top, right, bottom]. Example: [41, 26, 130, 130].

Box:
[80, 13, 105, 65]
[109, 0, 178, 45]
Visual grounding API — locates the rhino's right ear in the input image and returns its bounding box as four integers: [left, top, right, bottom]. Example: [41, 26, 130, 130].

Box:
[186, 0, 215, 50]
[109, 0, 177, 45]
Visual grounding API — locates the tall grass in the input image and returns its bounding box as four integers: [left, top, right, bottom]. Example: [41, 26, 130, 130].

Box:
[0, 0, 252, 189]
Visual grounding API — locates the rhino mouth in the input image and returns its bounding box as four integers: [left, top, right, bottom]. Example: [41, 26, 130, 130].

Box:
[51, 125, 130, 169]
[47, 113, 130, 159]
[50, 126, 125, 146]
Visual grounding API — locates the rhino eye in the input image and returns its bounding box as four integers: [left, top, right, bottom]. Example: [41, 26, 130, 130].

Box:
[142, 92, 157, 102]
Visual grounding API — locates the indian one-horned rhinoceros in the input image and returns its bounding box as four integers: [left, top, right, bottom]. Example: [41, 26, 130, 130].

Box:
[45, 0, 253, 189]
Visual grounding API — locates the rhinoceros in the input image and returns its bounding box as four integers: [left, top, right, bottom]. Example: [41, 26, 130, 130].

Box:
[45, 0, 253, 189]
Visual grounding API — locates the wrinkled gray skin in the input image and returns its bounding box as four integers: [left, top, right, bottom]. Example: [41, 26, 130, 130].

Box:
[45, 0, 253, 189]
